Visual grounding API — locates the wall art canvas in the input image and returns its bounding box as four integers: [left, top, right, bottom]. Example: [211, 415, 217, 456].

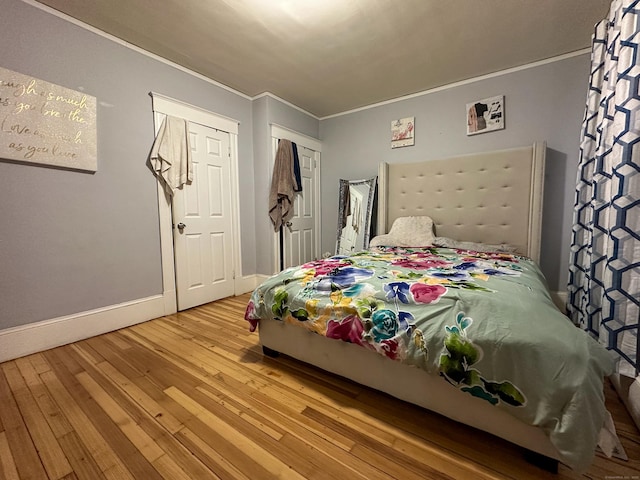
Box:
[391, 117, 414, 148]
[466, 95, 504, 136]
[0, 66, 97, 171]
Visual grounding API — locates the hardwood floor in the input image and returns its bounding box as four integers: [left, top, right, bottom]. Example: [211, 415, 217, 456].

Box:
[0, 293, 638, 480]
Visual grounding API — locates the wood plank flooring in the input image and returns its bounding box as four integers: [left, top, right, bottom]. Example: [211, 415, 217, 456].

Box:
[0, 293, 638, 479]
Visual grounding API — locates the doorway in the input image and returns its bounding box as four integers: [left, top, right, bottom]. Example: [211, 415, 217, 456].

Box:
[270, 125, 322, 272]
[151, 93, 240, 313]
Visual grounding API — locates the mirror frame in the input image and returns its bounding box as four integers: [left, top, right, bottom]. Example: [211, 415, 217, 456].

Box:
[336, 177, 377, 255]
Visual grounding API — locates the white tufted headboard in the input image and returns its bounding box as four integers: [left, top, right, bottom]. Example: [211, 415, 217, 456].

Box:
[377, 142, 546, 263]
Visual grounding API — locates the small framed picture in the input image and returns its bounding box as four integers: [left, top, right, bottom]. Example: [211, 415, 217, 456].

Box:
[466, 95, 504, 135]
[391, 117, 415, 148]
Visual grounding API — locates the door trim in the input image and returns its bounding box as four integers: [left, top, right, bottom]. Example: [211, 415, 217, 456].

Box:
[150, 92, 241, 314]
[270, 124, 322, 152]
[269, 124, 322, 273]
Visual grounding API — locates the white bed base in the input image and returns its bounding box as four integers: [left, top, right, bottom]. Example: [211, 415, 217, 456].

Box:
[260, 318, 560, 461]
[259, 142, 563, 464]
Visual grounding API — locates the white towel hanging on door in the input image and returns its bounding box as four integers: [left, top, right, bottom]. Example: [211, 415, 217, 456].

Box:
[149, 115, 192, 195]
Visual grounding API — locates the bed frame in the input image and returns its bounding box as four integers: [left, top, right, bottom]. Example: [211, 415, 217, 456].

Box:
[259, 142, 562, 468]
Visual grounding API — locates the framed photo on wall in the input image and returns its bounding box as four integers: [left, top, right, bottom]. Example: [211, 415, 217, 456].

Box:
[466, 95, 504, 136]
[391, 117, 415, 148]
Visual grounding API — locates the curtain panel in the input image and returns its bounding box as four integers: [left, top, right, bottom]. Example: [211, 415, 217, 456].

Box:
[567, 0, 640, 377]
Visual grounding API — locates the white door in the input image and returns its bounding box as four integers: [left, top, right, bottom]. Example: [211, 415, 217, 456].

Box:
[173, 123, 235, 310]
[282, 145, 319, 269]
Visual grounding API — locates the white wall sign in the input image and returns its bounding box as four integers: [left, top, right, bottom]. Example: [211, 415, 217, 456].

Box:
[0, 66, 97, 171]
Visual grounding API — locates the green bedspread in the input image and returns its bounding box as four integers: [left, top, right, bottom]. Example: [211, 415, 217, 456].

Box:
[245, 246, 615, 470]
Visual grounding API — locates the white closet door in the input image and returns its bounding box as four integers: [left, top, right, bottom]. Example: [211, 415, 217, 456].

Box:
[173, 123, 235, 310]
[282, 145, 319, 269]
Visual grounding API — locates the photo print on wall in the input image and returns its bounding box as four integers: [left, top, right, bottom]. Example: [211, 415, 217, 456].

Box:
[466, 95, 504, 136]
[391, 117, 415, 148]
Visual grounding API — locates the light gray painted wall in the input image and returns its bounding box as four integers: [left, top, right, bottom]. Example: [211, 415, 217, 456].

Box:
[0, 0, 584, 333]
[252, 96, 272, 275]
[0, 0, 260, 329]
[319, 55, 590, 291]
[0, 1, 320, 330]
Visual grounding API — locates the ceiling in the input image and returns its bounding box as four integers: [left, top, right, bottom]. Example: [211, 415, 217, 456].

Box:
[34, 0, 611, 118]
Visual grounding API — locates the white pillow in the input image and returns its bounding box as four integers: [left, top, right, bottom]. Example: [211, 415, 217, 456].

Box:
[369, 216, 435, 247]
[433, 236, 517, 253]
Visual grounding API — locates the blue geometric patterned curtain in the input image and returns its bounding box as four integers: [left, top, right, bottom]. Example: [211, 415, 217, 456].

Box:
[567, 0, 640, 377]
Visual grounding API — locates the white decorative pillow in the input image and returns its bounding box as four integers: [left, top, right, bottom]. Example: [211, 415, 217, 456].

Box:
[433, 236, 517, 253]
[369, 216, 435, 247]
[369, 234, 394, 247]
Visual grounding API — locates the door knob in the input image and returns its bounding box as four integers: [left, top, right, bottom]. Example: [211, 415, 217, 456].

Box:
[177, 222, 186, 230]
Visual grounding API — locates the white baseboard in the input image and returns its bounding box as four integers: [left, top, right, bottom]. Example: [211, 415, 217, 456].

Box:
[0, 276, 266, 363]
[0, 294, 166, 363]
[610, 373, 640, 431]
[235, 275, 262, 295]
[236, 274, 271, 294]
[255, 274, 272, 284]
[550, 290, 567, 313]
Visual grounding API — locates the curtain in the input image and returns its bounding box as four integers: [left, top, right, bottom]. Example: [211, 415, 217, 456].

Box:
[567, 0, 640, 377]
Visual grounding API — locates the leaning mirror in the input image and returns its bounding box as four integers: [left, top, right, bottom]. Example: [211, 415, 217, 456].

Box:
[336, 177, 377, 255]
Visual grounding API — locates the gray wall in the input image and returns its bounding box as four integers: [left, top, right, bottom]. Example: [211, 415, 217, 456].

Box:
[252, 96, 272, 274]
[0, 0, 263, 329]
[0, 0, 586, 333]
[319, 55, 590, 291]
[0, 0, 319, 330]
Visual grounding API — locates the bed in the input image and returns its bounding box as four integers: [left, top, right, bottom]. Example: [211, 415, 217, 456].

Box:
[245, 142, 621, 472]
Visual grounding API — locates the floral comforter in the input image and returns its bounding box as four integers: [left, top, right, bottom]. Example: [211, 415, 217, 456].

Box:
[245, 246, 615, 470]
